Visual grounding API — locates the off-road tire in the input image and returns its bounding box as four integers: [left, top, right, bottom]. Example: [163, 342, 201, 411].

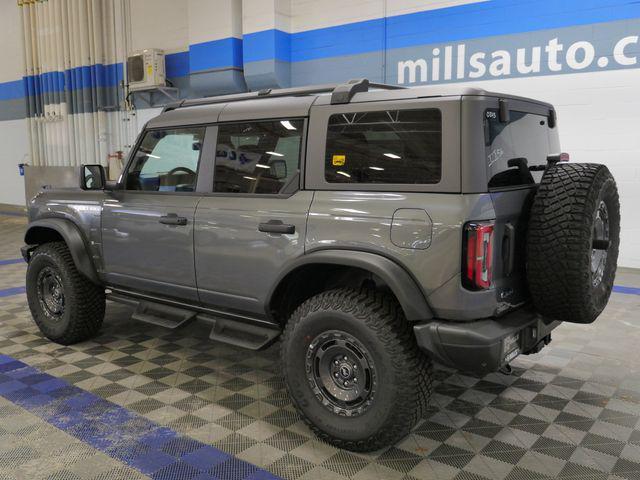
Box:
[527, 163, 620, 324]
[26, 242, 105, 344]
[281, 288, 433, 452]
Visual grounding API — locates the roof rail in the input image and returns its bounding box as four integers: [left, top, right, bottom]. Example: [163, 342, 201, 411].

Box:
[163, 78, 405, 112]
[330, 78, 404, 104]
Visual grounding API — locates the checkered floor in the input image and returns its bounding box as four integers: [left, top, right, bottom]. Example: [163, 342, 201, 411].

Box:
[1, 213, 639, 480]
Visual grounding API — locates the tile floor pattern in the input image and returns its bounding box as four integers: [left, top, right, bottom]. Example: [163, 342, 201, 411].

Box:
[0, 214, 639, 480]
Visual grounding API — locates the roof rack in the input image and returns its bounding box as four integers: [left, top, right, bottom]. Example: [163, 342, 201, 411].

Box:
[163, 78, 405, 112]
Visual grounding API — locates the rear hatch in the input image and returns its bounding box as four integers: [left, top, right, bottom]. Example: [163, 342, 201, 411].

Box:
[482, 103, 560, 315]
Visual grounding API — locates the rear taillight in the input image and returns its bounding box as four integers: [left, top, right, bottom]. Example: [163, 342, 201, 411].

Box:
[463, 221, 495, 290]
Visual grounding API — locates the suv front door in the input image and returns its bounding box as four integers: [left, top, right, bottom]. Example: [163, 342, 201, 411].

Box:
[194, 118, 312, 317]
[102, 126, 211, 301]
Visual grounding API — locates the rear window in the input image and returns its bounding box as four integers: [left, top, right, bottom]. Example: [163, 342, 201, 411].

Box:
[325, 109, 442, 184]
[485, 109, 552, 189]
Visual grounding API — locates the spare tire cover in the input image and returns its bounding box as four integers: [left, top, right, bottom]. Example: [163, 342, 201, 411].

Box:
[526, 163, 620, 324]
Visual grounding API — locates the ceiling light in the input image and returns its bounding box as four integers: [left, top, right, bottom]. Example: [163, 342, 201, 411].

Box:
[337, 171, 351, 178]
[369, 166, 384, 171]
[243, 176, 256, 181]
[280, 120, 297, 130]
[384, 153, 401, 159]
[255, 164, 271, 169]
[266, 151, 284, 157]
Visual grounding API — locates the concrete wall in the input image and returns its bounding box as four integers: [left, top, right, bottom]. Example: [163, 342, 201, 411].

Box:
[0, 0, 639, 267]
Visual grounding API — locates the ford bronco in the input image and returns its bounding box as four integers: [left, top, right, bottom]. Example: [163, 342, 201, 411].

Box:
[22, 79, 620, 451]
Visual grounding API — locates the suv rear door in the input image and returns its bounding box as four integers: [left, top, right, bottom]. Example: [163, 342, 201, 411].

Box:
[194, 98, 314, 317]
[102, 125, 213, 301]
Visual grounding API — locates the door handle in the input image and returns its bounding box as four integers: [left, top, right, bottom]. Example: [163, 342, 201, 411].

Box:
[159, 213, 188, 226]
[258, 220, 295, 234]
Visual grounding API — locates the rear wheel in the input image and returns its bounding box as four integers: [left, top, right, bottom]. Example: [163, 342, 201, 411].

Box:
[26, 242, 105, 344]
[281, 288, 433, 452]
[526, 163, 620, 323]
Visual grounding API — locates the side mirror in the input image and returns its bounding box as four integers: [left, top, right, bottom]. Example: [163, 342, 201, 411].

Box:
[270, 159, 288, 179]
[80, 164, 106, 190]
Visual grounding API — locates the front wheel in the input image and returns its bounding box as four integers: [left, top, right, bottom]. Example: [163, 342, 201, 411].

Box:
[281, 288, 433, 452]
[26, 242, 105, 345]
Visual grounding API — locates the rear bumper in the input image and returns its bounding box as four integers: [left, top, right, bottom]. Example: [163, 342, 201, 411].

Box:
[413, 308, 560, 375]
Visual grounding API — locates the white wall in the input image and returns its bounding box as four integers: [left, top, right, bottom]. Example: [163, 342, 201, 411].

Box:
[129, 0, 189, 53]
[0, 119, 29, 205]
[0, 0, 27, 204]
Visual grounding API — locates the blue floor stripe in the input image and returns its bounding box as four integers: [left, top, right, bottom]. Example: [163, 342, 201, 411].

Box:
[0, 210, 26, 217]
[612, 285, 640, 296]
[0, 286, 26, 297]
[0, 258, 24, 266]
[0, 354, 281, 480]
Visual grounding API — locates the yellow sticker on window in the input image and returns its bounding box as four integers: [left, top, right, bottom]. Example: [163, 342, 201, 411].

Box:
[332, 155, 346, 166]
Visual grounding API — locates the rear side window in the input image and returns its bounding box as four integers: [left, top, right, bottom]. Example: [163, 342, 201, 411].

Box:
[325, 109, 442, 184]
[214, 119, 303, 194]
[485, 109, 552, 189]
[125, 127, 205, 192]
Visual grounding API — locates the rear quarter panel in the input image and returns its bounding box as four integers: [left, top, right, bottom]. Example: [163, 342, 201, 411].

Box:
[306, 191, 495, 303]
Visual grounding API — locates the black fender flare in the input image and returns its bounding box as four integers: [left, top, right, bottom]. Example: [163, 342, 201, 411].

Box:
[23, 218, 101, 285]
[267, 249, 433, 321]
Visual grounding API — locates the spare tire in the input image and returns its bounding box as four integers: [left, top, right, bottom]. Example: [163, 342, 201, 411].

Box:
[526, 163, 620, 324]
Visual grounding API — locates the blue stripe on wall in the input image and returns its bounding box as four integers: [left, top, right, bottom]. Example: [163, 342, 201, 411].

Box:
[385, 0, 640, 52]
[190, 37, 244, 72]
[243, 30, 291, 63]
[0, 79, 25, 101]
[19, 63, 124, 100]
[166, 51, 190, 78]
[0, 354, 282, 480]
[2, 0, 640, 101]
[245, 0, 640, 63]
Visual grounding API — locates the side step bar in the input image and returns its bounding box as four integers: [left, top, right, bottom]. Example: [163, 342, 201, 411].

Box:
[131, 301, 197, 329]
[202, 315, 280, 350]
[107, 291, 280, 350]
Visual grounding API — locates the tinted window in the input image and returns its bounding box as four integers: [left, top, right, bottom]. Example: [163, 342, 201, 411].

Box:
[325, 109, 441, 184]
[214, 119, 303, 194]
[485, 109, 552, 189]
[125, 127, 204, 192]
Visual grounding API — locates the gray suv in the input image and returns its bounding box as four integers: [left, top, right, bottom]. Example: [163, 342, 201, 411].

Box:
[22, 79, 620, 451]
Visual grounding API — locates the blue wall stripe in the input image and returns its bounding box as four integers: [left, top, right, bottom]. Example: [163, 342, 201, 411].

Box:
[0, 258, 24, 266]
[0, 79, 25, 101]
[246, 0, 640, 63]
[20, 63, 124, 97]
[0, 354, 282, 480]
[2, 0, 640, 101]
[243, 30, 291, 63]
[0, 286, 26, 297]
[385, 0, 640, 51]
[166, 51, 190, 78]
[190, 37, 244, 72]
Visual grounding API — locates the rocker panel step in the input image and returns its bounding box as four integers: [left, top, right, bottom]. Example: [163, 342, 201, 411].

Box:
[203, 315, 280, 350]
[131, 301, 197, 329]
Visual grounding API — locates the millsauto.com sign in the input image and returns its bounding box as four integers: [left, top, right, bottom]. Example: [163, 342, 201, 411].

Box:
[389, 20, 640, 85]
